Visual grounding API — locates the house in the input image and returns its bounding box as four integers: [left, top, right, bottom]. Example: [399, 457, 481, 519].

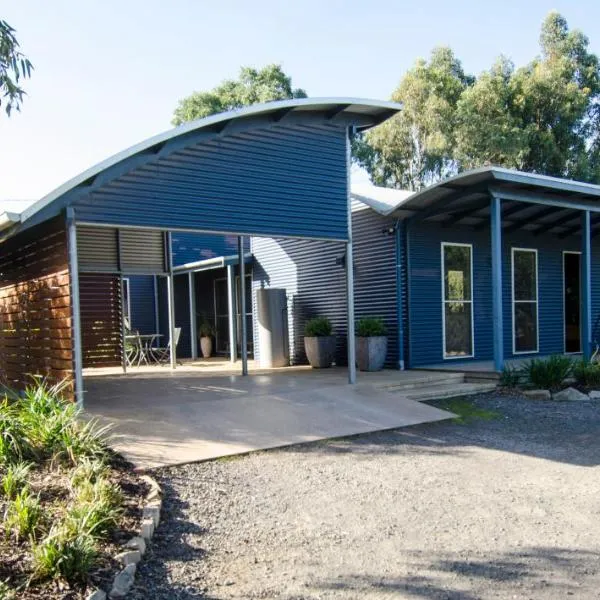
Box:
[128, 168, 600, 376]
[0, 98, 401, 402]
[252, 167, 600, 372]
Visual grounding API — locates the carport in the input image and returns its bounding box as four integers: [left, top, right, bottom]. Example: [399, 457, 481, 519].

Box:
[0, 98, 401, 404]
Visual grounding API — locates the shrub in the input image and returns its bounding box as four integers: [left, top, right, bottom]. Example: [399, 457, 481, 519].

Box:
[198, 320, 215, 337]
[500, 364, 521, 387]
[16, 379, 111, 466]
[68, 477, 123, 538]
[572, 359, 600, 388]
[4, 487, 44, 542]
[520, 355, 572, 390]
[304, 317, 333, 337]
[69, 457, 109, 489]
[356, 317, 387, 337]
[1, 462, 33, 500]
[32, 526, 96, 584]
[0, 580, 15, 600]
[0, 400, 29, 464]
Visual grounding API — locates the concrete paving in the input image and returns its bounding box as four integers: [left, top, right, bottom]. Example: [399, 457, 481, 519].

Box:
[83, 368, 455, 469]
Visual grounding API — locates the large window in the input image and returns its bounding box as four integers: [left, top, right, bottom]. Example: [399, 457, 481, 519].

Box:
[442, 243, 473, 359]
[512, 248, 538, 354]
[122, 277, 131, 329]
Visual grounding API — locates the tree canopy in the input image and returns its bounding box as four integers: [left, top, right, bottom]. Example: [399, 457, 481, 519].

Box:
[0, 19, 32, 116]
[172, 64, 307, 125]
[356, 12, 600, 190]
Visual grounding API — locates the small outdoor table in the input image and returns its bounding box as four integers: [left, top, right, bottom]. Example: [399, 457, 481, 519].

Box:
[125, 333, 163, 366]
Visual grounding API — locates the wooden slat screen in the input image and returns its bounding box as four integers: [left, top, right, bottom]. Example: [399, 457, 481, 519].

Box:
[79, 273, 123, 367]
[0, 217, 73, 392]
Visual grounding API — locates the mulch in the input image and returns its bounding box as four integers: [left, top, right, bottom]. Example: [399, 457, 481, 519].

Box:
[0, 452, 148, 599]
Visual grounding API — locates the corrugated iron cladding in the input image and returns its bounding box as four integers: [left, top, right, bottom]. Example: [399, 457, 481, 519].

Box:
[73, 124, 348, 240]
[252, 209, 398, 367]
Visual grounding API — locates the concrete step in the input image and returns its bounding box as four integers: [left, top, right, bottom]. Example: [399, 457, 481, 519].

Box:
[464, 371, 501, 383]
[380, 371, 465, 391]
[402, 382, 498, 402]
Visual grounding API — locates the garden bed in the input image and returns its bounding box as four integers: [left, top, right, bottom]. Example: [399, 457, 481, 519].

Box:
[0, 380, 148, 599]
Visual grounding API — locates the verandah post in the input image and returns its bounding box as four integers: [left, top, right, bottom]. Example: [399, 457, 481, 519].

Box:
[490, 194, 504, 372]
[582, 210, 592, 360]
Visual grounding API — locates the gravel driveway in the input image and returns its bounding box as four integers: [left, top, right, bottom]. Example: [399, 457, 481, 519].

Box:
[130, 393, 600, 599]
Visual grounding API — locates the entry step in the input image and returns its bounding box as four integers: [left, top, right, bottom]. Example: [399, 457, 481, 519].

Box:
[402, 382, 498, 402]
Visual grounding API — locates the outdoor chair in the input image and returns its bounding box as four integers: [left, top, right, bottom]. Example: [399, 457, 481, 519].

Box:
[153, 327, 182, 365]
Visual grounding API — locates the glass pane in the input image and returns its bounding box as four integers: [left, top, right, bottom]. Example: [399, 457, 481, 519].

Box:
[444, 245, 471, 301]
[514, 251, 536, 301]
[215, 316, 229, 354]
[444, 302, 472, 357]
[515, 302, 537, 352]
[214, 279, 228, 316]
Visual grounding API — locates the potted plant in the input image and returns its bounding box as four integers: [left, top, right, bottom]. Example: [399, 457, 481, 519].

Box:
[304, 317, 336, 368]
[198, 320, 215, 358]
[356, 317, 387, 372]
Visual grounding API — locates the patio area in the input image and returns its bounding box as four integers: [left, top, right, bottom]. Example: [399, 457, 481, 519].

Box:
[83, 367, 455, 469]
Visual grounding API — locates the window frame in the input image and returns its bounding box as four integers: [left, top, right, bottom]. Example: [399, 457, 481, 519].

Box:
[511, 247, 539, 355]
[441, 242, 474, 360]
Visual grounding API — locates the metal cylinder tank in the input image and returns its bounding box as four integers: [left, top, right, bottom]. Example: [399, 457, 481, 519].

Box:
[256, 288, 289, 368]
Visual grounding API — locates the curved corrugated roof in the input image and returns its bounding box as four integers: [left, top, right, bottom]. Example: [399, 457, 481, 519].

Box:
[12, 98, 401, 231]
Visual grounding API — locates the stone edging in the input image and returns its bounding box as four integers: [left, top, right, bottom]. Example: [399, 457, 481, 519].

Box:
[87, 474, 162, 600]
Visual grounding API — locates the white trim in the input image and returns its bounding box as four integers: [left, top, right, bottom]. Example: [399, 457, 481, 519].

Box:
[562, 251, 583, 355]
[511, 247, 539, 355]
[122, 277, 131, 325]
[441, 242, 474, 360]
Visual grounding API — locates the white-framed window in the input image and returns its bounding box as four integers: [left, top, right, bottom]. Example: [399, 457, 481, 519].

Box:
[441, 242, 474, 359]
[512, 248, 538, 354]
[122, 277, 132, 329]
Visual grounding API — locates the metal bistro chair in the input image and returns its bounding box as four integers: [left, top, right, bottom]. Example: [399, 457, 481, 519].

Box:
[153, 327, 183, 365]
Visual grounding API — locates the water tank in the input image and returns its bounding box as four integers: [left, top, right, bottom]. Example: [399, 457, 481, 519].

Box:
[256, 288, 289, 368]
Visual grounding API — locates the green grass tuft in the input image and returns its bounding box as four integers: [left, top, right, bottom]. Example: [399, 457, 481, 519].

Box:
[1, 462, 33, 500]
[433, 397, 500, 424]
[3, 487, 45, 542]
[32, 525, 96, 584]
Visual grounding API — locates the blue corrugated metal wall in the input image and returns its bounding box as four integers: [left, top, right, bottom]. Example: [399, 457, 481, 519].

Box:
[171, 233, 250, 266]
[127, 275, 156, 334]
[73, 124, 348, 241]
[252, 208, 398, 367]
[407, 221, 583, 366]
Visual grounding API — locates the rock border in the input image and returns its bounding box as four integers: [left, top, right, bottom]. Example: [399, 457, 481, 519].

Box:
[521, 386, 600, 402]
[86, 474, 162, 600]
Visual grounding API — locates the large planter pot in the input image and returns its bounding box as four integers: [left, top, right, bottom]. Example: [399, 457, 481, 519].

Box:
[356, 336, 387, 372]
[200, 336, 213, 358]
[304, 336, 336, 368]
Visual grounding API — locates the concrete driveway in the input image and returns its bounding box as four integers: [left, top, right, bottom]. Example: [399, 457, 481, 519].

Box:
[83, 368, 453, 468]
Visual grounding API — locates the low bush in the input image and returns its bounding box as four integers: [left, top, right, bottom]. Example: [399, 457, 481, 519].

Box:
[3, 487, 44, 542]
[356, 317, 387, 337]
[0, 378, 111, 467]
[1, 462, 33, 500]
[572, 359, 600, 388]
[500, 364, 522, 387]
[32, 526, 96, 584]
[304, 316, 333, 337]
[520, 355, 573, 390]
[69, 479, 123, 538]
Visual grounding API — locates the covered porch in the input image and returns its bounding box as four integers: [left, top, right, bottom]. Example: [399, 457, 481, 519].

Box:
[392, 168, 600, 372]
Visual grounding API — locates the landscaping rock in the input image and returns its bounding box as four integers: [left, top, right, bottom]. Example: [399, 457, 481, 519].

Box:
[553, 387, 589, 402]
[116, 550, 142, 566]
[125, 536, 146, 555]
[147, 487, 161, 501]
[143, 502, 161, 528]
[522, 389, 551, 400]
[86, 589, 107, 600]
[110, 564, 136, 599]
[140, 517, 155, 540]
[588, 390, 600, 400]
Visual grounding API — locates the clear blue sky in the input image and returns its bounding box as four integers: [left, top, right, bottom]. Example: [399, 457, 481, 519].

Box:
[2, 0, 600, 200]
